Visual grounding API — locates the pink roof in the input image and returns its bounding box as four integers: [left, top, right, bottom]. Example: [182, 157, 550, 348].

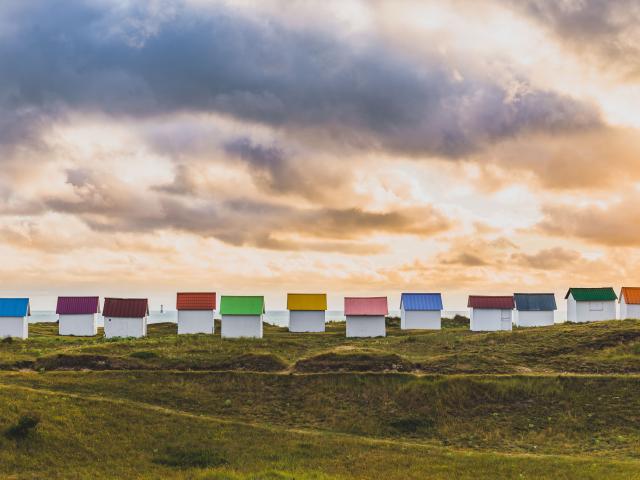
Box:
[468, 295, 514, 309]
[56, 296, 100, 315]
[344, 297, 388, 316]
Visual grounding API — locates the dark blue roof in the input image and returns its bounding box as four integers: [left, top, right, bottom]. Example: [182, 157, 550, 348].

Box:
[400, 293, 443, 311]
[513, 293, 557, 311]
[0, 298, 30, 317]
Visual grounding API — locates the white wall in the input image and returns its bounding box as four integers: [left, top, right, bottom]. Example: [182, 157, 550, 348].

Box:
[469, 308, 512, 331]
[514, 310, 554, 327]
[289, 310, 325, 332]
[346, 315, 386, 337]
[177, 310, 214, 335]
[620, 298, 640, 319]
[0, 317, 28, 339]
[400, 308, 441, 330]
[104, 317, 147, 338]
[59, 314, 97, 336]
[566, 295, 616, 322]
[221, 314, 263, 338]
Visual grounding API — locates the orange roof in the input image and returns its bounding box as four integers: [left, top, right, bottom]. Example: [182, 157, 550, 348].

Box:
[619, 287, 640, 305]
[176, 292, 216, 310]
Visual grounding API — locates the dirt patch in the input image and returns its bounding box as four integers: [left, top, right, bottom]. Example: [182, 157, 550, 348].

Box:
[294, 351, 415, 373]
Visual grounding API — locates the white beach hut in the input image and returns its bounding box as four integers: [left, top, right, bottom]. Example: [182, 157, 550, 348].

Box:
[468, 295, 514, 331]
[57, 296, 100, 336]
[565, 287, 617, 323]
[620, 287, 640, 319]
[176, 292, 216, 335]
[399, 293, 443, 330]
[513, 293, 556, 327]
[0, 298, 30, 340]
[344, 296, 388, 338]
[102, 298, 149, 338]
[287, 293, 327, 333]
[220, 296, 265, 339]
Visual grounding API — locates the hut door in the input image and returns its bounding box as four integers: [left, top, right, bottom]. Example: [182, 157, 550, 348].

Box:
[500, 310, 511, 329]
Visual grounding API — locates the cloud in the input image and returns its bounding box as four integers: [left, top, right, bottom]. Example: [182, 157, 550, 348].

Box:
[41, 168, 451, 252]
[537, 192, 640, 247]
[510, 0, 640, 80]
[510, 247, 581, 270]
[0, 0, 601, 159]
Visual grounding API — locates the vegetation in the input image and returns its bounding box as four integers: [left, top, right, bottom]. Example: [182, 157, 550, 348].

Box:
[0, 318, 638, 478]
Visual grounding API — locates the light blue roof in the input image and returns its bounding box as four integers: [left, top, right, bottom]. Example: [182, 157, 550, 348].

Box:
[0, 298, 30, 317]
[400, 293, 443, 311]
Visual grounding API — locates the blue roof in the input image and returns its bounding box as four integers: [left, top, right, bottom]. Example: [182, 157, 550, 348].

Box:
[400, 293, 443, 311]
[0, 298, 30, 317]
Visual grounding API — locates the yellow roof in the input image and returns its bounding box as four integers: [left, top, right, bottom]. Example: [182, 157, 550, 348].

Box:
[287, 293, 327, 311]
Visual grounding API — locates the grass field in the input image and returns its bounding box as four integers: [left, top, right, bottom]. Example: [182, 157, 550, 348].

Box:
[0, 318, 639, 478]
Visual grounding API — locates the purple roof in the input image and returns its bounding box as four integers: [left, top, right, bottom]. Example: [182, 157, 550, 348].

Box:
[56, 296, 100, 315]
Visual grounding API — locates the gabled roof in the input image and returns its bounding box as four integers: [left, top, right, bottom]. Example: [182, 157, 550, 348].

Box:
[219, 296, 265, 315]
[619, 287, 640, 304]
[513, 293, 557, 311]
[467, 295, 514, 309]
[344, 297, 388, 316]
[176, 292, 216, 311]
[287, 293, 327, 311]
[56, 296, 100, 315]
[103, 298, 149, 318]
[400, 293, 443, 311]
[0, 298, 30, 317]
[564, 287, 617, 302]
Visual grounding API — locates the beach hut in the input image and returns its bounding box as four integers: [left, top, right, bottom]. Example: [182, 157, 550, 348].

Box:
[102, 298, 149, 338]
[0, 298, 30, 339]
[57, 296, 100, 336]
[619, 287, 640, 319]
[219, 296, 265, 338]
[176, 292, 216, 335]
[399, 293, 443, 330]
[468, 295, 514, 331]
[344, 297, 388, 338]
[565, 287, 616, 323]
[287, 293, 327, 332]
[513, 293, 556, 327]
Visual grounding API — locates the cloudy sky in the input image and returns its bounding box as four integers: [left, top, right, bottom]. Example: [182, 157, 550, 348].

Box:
[2, 0, 640, 310]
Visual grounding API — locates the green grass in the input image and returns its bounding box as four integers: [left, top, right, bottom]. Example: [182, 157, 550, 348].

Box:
[2, 319, 639, 374]
[0, 319, 639, 478]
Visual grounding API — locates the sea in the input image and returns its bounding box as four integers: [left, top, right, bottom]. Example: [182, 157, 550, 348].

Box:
[29, 310, 568, 326]
[30, 309, 568, 326]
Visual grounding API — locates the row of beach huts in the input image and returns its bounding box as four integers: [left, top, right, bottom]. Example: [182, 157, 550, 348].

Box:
[0, 287, 636, 340]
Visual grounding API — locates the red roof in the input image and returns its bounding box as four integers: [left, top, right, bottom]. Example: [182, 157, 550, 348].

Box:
[56, 296, 100, 315]
[103, 298, 149, 318]
[344, 297, 388, 316]
[468, 295, 514, 309]
[176, 292, 216, 310]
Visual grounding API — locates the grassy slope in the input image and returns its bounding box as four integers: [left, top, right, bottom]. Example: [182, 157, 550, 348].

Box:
[1, 318, 639, 374]
[0, 319, 639, 478]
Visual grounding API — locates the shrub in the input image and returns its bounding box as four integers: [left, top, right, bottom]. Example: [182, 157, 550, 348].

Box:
[129, 351, 158, 359]
[1, 337, 13, 344]
[153, 447, 228, 468]
[5, 414, 40, 440]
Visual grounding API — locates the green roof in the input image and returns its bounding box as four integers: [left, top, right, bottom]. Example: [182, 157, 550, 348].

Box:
[219, 296, 265, 315]
[565, 288, 617, 302]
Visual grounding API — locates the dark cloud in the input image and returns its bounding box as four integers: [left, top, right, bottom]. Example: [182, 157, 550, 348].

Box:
[42, 168, 450, 252]
[511, 0, 640, 79]
[0, 0, 601, 158]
